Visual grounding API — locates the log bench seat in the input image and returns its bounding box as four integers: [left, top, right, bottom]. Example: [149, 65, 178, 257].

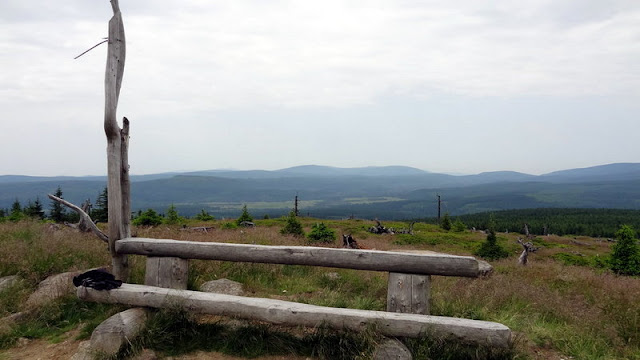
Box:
[78, 283, 512, 347]
[76, 237, 512, 348]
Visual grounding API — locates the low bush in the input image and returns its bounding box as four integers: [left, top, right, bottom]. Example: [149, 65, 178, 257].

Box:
[453, 219, 467, 232]
[307, 222, 336, 243]
[475, 230, 509, 260]
[221, 222, 238, 230]
[133, 209, 163, 227]
[280, 210, 305, 237]
[195, 209, 215, 221]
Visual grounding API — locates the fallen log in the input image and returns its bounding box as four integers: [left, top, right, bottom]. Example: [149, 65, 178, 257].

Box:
[78, 284, 511, 347]
[179, 226, 215, 232]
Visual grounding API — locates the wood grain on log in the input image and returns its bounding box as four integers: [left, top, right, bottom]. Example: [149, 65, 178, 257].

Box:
[78, 284, 511, 347]
[116, 238, 481, 277]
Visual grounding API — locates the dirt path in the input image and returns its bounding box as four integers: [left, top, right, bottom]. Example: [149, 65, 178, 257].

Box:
[0, 334, 82, 360]
[0, 335, 310, 360]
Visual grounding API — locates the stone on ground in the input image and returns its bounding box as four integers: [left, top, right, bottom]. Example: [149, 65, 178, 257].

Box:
[87, 308, 149, 356]
[0, 275, 20, 292]
[200, 279, 244, 296]
[373, 338, 413, 360]
[26, 271, 80, 308]
[70, 341, 93, 360]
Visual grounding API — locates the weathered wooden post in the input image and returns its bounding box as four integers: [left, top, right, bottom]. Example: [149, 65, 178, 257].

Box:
[104, 0, 130, 281]
[387, 273, 431, 315]
[145, 257, 189, 290]
[386, 250, 448, 315]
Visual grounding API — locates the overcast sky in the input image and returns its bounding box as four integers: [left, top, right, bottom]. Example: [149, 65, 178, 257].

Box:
[1, 0, 639, 176]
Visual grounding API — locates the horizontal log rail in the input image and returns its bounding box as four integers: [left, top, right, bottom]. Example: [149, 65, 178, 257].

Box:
[116, 238, 481, 277]
[78, 284, 511, 347]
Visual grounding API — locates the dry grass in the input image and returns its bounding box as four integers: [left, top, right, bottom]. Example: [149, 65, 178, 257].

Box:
[1, 219, 639, 359]
[0, 221, 110, 284]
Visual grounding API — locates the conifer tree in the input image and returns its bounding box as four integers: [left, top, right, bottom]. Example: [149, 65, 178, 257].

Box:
[610, 225, 640, 276]
[236, 204, 253, 225]
[474, 214, 509, 260]
[281, 210, 304, 237]
[91, 187, 108, 223]
[441, 212, 452, 231]
[9, 199, 23, 222]
[307, 222, 336, 243]
[49, 186, 67, 223]
[132, 209, 163, 227]
[24, 198, 45, 219]
[165, 204, 183, 225]
[195, 209, 214, 221]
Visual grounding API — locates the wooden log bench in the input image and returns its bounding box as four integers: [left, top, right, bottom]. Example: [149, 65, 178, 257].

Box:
[77, 238, 511, 348]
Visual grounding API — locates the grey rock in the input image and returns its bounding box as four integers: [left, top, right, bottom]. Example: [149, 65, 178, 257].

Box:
[0, 275, 19, 292]
[90, 308, 149, 356]
[26, 271, 80, 308]
[200, 278, 244, 296]
[70, 341, 93, 360]
[373, 338, 413, 360]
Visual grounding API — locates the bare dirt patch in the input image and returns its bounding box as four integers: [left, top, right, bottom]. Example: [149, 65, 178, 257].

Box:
[0, 329, 83, 360]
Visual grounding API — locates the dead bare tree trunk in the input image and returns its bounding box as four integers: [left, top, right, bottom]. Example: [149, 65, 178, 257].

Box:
[105, 0, 130, 281]
[77, 199, 93, 232]
[47, 194, 108, 243]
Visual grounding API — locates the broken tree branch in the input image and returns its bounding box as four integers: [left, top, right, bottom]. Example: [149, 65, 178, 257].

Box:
[74, 38, 108, 59]
[47, 194, 109, 243]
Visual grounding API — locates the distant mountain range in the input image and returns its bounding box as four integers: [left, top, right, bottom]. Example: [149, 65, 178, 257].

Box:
[1, 163, 639, 220]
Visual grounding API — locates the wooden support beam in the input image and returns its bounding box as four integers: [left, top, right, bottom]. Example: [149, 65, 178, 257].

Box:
[78, 284, 511, 347]
[145, 257, 188, 290]
[387, 273, 431, 315]
[116, 238, 481, 277]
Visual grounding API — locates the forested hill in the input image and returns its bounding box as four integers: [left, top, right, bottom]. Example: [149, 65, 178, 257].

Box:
[441, 208, 640, 238]
[1, 163, 639, 220]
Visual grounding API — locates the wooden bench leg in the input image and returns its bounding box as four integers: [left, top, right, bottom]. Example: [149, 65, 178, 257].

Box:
[387, 273, 430, 315]
[145, 257, 189, 289]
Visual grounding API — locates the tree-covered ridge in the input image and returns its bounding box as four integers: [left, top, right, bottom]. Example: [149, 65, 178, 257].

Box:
[448, 208, 640, 238]
[2, 163, 640, 220]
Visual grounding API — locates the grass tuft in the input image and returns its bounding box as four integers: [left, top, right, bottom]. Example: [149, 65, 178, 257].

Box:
[404, 334, 522, 360]
[0, 295, 124, 349]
